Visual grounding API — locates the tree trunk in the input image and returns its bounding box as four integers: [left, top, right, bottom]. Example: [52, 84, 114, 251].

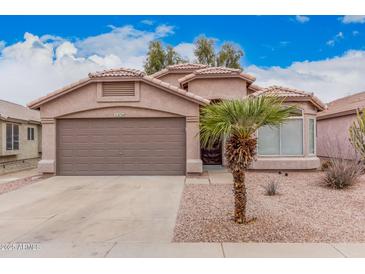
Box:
[225, 135, 257, 224]
[232, 169, 246, 224]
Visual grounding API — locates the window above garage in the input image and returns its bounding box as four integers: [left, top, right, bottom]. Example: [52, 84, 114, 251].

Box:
[97, 81, 140, 102]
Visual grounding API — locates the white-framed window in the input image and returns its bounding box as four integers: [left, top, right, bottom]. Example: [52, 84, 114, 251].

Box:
[308, 118, 316, 155]
[27, 127, 35, 141]
[257, 109, 304, 156]
[6, 123, 19, 151]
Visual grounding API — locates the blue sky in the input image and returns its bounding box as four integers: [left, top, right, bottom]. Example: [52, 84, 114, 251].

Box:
[1, 15, 364, 66]
[0, 15, 365, 104]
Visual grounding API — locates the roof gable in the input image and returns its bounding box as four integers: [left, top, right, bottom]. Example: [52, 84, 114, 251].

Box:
[253, 85, 326, 111]
[28, 68, 209, 109]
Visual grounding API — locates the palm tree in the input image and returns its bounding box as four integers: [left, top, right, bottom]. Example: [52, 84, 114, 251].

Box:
[200, 96, 296, 224]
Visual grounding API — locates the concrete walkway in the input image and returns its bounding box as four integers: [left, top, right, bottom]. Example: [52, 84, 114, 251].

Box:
[1, 174, 365, 258]
[2, 242, 365, 258]
[0, 168, 39, 184]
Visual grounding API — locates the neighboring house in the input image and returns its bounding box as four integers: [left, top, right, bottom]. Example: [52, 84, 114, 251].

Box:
[28, 64, 325, 176]
[0, 99, 41, 174]
[317, 91, 365, 160]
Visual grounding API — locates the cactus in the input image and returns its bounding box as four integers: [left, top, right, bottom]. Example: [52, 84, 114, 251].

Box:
[349, 110, 365, 160]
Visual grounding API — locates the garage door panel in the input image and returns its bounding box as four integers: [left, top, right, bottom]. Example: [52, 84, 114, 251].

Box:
[60, 163, 186, 174]
[97, 127, 184, 135]
[57, 118, 186, 175]
[60, 144, 185, 154]
[67, 149, 185, 158]
[60, 156, 186, 165]
[60, 136, 185, 145]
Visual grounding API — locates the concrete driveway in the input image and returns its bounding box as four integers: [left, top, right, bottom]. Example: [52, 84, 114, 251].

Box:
[0, 176, 186, 257]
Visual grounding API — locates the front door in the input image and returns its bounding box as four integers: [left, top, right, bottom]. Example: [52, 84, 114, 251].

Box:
[201, 140, 222, 165]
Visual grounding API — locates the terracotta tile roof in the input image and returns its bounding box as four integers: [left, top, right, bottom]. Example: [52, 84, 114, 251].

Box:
[318, 91, 365, 119]
[178, 67, 256, 84]
[253, 85, 326, 110]
[150, 63, 208, 78]
[247, 84, 263, 93]
[254, 85, 312, 97]
[195, 67, 241, 75]
[166, 63, 208, 70]
[0, 99, 40, 123]
[89, 68, 145, 78]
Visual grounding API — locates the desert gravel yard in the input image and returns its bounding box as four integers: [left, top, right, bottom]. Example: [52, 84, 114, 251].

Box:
[174, 171, 365, 242]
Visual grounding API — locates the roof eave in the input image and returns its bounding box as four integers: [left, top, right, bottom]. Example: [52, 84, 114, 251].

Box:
[142, 77, 209, 106]
[149, 69, 169, 78]
[0, 115, 41, 124]
[28, 78, 91, 109]
[317, 108, 361, 120]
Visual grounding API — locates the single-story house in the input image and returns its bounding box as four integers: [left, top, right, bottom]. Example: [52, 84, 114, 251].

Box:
[28, 64, 325, 176]
[0, 99, 41, 174]
[317, 91, 365, 160]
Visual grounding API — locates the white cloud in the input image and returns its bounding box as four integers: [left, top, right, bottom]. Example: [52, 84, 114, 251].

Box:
[326, 40, 335, 47]
[246, 50, 365, 103]
[76, 24, 174, 69]
[0, 24, 175, 105]
[352, 30, 360, 36]
[326, 31, 344, 47]
[336, 32, 344, 39]
[279, 41, 290, 47]
[295, 15, 310, 23]
[174, 42, 195, 61]
[155, 24, 174, 36]
[341, 15, 365, 24]
[141, 19, 154, 26]
[55, 41, 77, 60]
[0, 41, 6, 50]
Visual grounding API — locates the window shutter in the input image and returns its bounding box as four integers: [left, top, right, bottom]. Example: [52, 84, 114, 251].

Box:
[102, 82, 135, 97]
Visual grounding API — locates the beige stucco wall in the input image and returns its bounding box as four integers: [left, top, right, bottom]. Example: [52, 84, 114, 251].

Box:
[0, 120, 41, 164]
[187, 78, 248, 100]
[158, 73, 190, 87]
[0, 122, 2, 155]
[250, 101, 321, 170]
[38, 80, 202, 174]
[317, 114, 357, 160]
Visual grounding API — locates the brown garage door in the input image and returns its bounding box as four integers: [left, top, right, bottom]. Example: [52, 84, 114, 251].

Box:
[56, 118, 186, 175]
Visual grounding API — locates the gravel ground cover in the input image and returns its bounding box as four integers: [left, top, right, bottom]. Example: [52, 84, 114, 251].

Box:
[174, 171, 365, 242]
[0, 174, 52, 195]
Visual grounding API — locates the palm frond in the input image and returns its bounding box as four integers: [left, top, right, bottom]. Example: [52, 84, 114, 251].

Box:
[200, 95, 297, 149]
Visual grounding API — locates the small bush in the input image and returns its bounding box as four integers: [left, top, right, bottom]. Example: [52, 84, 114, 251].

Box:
[322, 158, 363, 189]
[262, 181, 279, 196]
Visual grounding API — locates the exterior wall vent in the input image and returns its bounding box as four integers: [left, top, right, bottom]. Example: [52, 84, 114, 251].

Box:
[97, 81, 140, 102]
[102, 82, 135, 97]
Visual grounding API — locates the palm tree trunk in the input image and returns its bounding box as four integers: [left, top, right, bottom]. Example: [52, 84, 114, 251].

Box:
[232, 169, 246, 224]
[225, 135, 257, 224]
